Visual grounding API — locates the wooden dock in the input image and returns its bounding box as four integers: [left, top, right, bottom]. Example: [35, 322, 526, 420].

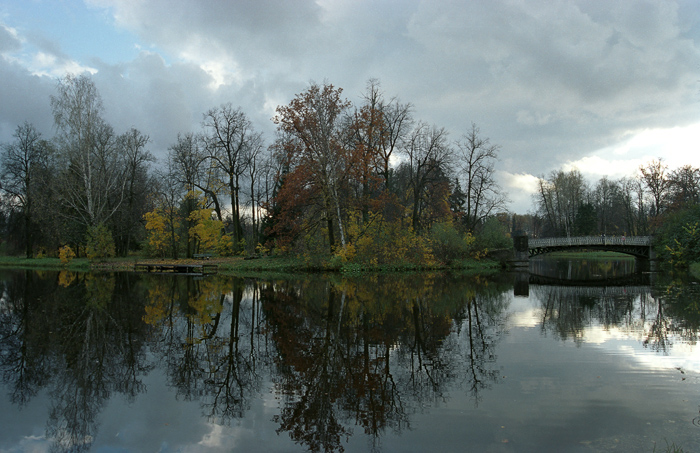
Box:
[134, 263, 218, 275]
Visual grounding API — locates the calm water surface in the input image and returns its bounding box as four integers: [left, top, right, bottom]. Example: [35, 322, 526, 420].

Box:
[0, 259, 699, 452]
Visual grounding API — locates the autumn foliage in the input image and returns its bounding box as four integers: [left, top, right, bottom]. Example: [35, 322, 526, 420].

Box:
[264, 81, 487, 267]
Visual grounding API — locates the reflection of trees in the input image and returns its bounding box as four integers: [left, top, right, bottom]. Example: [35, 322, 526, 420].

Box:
[264, 282, 352, 453]
[0, 271, 151, 452]
[142, 275, 262, 425]
[0, 271, 52, 406]
[536, 286, 639, 344]
[645, 276, 700, 353]
[455, 289, 507, 403]
[261, 274, 510, 452]
[47, 273, 151, 452]
[1, 270, 515, 452]
[534, 277, 700, 355]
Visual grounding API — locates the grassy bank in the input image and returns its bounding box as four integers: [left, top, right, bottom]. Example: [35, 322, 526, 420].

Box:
[0, 254, 501, 275]
[537, 251, 634, 259]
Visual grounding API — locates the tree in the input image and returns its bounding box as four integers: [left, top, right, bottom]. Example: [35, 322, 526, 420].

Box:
[535, 169, 588, 237]
[51, 74, 125, 229]
[594, 177, 618, 234]
[401, 122, 452, 231]
[202, 104, 263, 249]
[344, 79, 386, 223]
[0, 122, 53, 257]
[618, 176, 648, 235]
[244, 130, 266, 247]
[574, 202, 597, 235]
[111, 128, 155, 255]
[377, 92, 413, 192]
[639, 158, 670, 220]
[145, 158, 183, 259]
[170, 133, 225, 258]
[273, 82, 352, 253]
[668, 164, 700, 209]
[455, 123, 508, 232]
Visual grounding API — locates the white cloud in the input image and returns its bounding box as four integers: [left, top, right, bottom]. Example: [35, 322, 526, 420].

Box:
[563, 122, 700, 181]
[500, 171, 541, 213]
[27, 51, 97, 78]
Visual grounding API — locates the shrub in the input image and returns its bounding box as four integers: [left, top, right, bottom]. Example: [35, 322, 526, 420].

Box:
[656, 205, 700, 267]
[86, 224, 115, 262]
[217, 234, 235, 256]
[475, 216, 513, 250]
[59, 245, 76, 265]
[429, 221, 471, 263]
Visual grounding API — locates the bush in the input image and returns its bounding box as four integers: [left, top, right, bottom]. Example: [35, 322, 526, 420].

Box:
[428, 221, 472, 263]
[475, 216, 513, 250]
[86, 224, 116, 262]
[350, 215, 435, 266]
[59, 245, 76, 265]
[656, 205, 700, 267]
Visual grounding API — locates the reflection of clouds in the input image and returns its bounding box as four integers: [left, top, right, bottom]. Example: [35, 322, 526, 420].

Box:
[15, 435, 49, 452]
[508, 298, 700, 377]
[507, 294, 700, 374]
[586, 329, 700, 374]
[506, 296, 540, 328]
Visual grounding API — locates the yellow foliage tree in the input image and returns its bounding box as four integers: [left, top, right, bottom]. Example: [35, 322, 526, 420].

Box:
[144, 205, 180, 258]
[188, 207, 224, 253]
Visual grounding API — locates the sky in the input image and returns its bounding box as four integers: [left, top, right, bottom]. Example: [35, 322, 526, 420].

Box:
[0, 0, 699, 214]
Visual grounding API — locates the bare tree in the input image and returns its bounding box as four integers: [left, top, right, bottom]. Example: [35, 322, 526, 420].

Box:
[639, 158, 670, 219]
[51, 74, 125, 228]
[170, 132, 224, 221]
[455, 123, 508, 232]
[535, 169, 588, 237]
[112, 128, 155, 255]
[244, 133, 265, 246]
[202, 104, 262, 249]
[0, 122, 53, 257]
[402, 122, 452, 231]
[377, 93, 413, 192]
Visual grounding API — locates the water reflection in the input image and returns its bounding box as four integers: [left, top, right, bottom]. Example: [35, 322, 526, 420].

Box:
[0, 271, 151, 452]
[0, 268, 699, 451]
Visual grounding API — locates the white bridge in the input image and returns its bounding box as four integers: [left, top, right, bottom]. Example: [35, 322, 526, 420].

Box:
[517, 236, 654, 260]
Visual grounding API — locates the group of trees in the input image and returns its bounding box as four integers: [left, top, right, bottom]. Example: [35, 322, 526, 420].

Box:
[0, 75, 509, 262]
[265, 80, 509, 264]
[533, 160, 700, 239]
[0, 74, 155, 259]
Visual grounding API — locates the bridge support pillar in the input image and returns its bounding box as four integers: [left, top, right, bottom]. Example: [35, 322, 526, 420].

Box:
[511, 235, 529, 268]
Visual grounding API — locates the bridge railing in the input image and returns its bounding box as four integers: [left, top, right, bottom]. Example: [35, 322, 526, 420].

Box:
[528, 236, 651, 248]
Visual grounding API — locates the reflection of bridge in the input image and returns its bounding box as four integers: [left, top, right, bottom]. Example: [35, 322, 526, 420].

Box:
[514, 272, 653, 298]
[512, 236, 654, 265]
[531, 284, 650, 298]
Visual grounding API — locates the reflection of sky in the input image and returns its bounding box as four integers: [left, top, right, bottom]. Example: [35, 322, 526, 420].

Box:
[506, 292, 700, 374]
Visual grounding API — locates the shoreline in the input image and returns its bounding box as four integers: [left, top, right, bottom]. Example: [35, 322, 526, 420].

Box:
[0, 255, 503, 275]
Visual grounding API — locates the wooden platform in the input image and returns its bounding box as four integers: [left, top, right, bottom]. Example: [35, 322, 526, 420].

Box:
[134, 263, 218, 275]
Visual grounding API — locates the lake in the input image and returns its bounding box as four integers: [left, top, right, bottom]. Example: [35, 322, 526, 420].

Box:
[0, 257, 698, 452]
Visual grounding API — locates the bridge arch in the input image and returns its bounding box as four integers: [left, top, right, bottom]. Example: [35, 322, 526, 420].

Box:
[517, 236, 654, 261]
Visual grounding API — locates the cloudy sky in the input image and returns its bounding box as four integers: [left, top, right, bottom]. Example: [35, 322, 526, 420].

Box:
[1, 0, 699, 213]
